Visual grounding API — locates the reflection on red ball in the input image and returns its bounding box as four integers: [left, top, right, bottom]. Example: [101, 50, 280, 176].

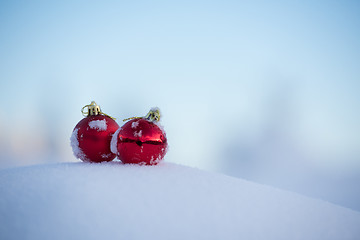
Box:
[113, 118, 168, 165]
[71, 115, 119, 163]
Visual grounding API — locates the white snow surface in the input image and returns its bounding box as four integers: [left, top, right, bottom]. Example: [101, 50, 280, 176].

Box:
[0, 162, 359, 240]
[70, 128, 87, 161]
[88, 119, 107, 131]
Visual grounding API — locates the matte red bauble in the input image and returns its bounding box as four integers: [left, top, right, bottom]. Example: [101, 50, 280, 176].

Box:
[71, 101, 119, 163]
[111, 108, 168, 165]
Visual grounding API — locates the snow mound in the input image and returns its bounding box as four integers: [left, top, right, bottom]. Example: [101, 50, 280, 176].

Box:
[0, 162, 359, 240]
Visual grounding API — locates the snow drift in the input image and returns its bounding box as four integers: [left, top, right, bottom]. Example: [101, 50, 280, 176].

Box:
[0, 162, 359, 240]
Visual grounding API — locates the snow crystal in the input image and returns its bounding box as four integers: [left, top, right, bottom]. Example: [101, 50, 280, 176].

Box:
[149, 155, 162, 165]
[134, 130, 142, 137]
[110, 128, 121, 155]
[70, 128, 87, 160]
[137, 161, 147, 166]
[131, 121, 139, 129]
[101, 153, 112, 159]
[88, 119, 107, 131]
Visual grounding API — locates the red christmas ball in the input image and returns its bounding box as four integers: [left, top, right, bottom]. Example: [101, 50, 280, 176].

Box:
[112, 118, 168, 165]
[71, 114, 119, 163]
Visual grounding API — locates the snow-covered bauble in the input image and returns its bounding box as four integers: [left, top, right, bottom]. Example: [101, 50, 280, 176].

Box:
[111, 108, 168, 165]
[71, 101, 119, 163]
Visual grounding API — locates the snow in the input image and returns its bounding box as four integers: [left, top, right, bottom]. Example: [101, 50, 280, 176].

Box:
[70, 128, 87, 161]
[149, 155, 162, 165]
[131, 121, 139, 129]
[134, 130, 143, 137]
[110, 128, 121, 155]
[101, 153, 112, 158]
[0, 162, 359, 240]
[88, 119, 107, 131]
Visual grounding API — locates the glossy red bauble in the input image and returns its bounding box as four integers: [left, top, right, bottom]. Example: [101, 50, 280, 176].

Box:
[71, 115, 119, 163]
[112, 118, 168, 165]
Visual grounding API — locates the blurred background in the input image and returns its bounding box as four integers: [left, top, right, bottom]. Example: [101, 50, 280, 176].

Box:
[0, 0, 359, 211]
